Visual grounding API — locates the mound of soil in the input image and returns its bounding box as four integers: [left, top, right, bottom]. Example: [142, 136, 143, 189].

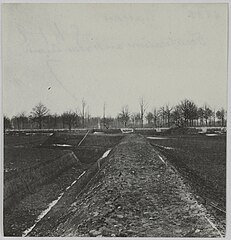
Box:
[164, 127, 199, 135]
[42, 132, 124, 148]
[134, 129, 157, 135]
[28, 135, 222, 237]
[4, 133, 124, 236]
[41, 132, 84, 147]
[92, 129, 122, 134]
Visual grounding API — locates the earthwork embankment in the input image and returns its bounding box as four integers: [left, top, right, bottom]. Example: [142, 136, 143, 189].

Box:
[27, 134, 222, 237]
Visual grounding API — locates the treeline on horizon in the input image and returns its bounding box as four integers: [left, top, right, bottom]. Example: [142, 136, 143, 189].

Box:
[3, 98, 227, 131]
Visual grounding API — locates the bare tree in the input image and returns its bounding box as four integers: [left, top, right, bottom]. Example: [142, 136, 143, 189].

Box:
[12, 112, 27, 129]
[52, 113, 58, 129]
[197, 107, 204, 126]
[178, 99, 197, 127]
[158, 107, 166, 126]
[213, 109, 216, 126]
[203, 104, 213, 126]
[130, 113, 136, 127]
[18, 112, 28, 129]
[118, 105, 130, 127]
[44, 114, 57, 129]
[31, 102, 49, 129]
[146, 112, 154, 126]
[216, 108, 226, 126]
[172, 105, 182, 126]
[165, 105, 173, 127]
[102, 102, 106, 128]
[61, 110, 79, 131]
[4, 115, 12, 131]
[153, 108, 159, 127]
[135, 113, 141, 127]
[159, 105, 173, 127]
[12, 115, 20, 130]
[139, 97, 147, 128]
[86, 107, 91, 127]
[82, 98, 86, 128]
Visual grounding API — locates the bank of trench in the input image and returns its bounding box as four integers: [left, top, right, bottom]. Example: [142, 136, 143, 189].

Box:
[4, 132, 123, 236]
[27, 134, 223, 237]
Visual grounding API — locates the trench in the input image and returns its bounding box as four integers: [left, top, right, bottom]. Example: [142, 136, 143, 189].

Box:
[150, 142, 226, 236]
[22, 148, 111, 237]
[4, 131, 124, 237]
[22, 170, 87, 237]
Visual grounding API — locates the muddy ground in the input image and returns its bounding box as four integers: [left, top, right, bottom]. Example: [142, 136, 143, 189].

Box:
[3, 132, 123, 236]
[147, 134, 226, 209]
[4, 132, 225, 237]
[27, 134, 223, 237]
[147, 134, 226, 233]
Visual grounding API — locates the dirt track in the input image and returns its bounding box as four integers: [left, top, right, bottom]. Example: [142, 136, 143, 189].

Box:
[28, 134, 223, 237]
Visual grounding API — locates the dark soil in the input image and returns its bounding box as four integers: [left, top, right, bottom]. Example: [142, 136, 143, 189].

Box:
[134, 129, 157, 135]
[147, 135, 226, 209]
[4, 132, 225, 237]
[163, 127, 200, 135]
[4, 132, 123, 236]
[28, 135, 222, 237]
[4, 166, 82, 236]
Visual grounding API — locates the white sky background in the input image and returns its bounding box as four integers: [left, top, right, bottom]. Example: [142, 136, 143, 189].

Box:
[2, 3, 228, 118]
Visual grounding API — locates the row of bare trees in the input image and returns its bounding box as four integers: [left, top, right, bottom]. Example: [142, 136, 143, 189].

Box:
[117, 99, 226, 128]
[4, 98, 227, 130]
[4, 99, 89, 131]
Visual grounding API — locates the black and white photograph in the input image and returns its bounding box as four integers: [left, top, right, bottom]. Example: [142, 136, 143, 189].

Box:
[2, 2, 228, 237]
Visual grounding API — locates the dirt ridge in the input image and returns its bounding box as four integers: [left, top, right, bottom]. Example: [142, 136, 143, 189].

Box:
[29, 134, 222, 237]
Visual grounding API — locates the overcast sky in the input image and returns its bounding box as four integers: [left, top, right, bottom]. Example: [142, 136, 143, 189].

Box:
[2, 3, 228, 118]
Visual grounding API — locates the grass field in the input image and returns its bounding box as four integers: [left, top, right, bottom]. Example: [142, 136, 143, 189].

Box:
[147, 134, 226, 209]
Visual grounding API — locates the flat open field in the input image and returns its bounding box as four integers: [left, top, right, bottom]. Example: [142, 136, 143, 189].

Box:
[147, 134, 226, 211]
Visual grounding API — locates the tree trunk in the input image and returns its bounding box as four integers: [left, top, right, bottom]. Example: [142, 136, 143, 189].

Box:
[39, 117, 42, 129]
[54, 117, 57, 129]
[82, 117, 85, 128]
[17, 120, 20, 130]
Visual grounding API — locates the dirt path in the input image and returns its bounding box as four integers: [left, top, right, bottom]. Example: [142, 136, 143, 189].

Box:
[27, 134, 223, 237]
